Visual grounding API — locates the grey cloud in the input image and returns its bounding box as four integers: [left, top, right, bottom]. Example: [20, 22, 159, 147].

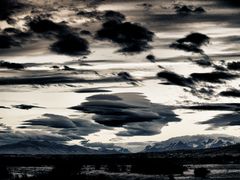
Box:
[0, 124, 68, 146]
[0, 74, 126, 86]
[199, 112, 240, 129]
[22, 114, 107, 138]
[183, 103, 240, 111]
[24, 114, 77, 128]
[70, 93, 180, 136]
[117, 121, 165, 136]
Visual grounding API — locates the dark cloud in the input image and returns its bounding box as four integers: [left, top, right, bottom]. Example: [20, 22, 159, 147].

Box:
[0, 60, 24, 70]
[199, 112, 240, 129]
[2, 27, 32, 39]
[0, 28, 32, 51]
[50, 34, 90, 56]
[104, 10, 126, 22]
[175, 5, 206, 15]
[0, 74, 127, 85]
[144, 10, 240, 32]
[0, 106, 10, 109]
[75, 88, 111, 93]
[117, 72, 136, 82]
[80, 30, 92, 36]
[63, 65, 76, 71]
[27, 17, 90, 56]
[3, 28, 21, 35]
[219, 89, 240, 98]
[146, 54, 156, 63]
[183, 103, 240, 111]
[70, 93, 180, 136]
[13, 104, 43, 110]
[77, 10, 125, 22]
[190, 71, 238, 83]
[157, 71, 193, 87]
[195, 59, 212, 67]
[170, 33, 210, 53]
[0, 75, 81, 85]
[28, 18, 68, 34]
[0, 0, 25, 20]
[96, 20, 154, 53]
[217, 0, 240, 8]
[0, 35, 19, 49]
[227, 61, 240, 71]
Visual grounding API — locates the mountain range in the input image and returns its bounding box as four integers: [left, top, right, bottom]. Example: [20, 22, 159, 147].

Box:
[144, 135, 240, 152]
[0, 135, 239, 154]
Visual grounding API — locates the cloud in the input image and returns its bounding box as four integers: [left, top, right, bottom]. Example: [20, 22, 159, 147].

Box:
[0, 124, 68, 146]
[0, 35, 20, 49]
[0, 75, 81, 85]
[24, 114, 78, 128]
[70, 93, 180, 136]
[0, 28, 32, 51]
[0, 0, 25, 20]
[77, 10, 102, 19]
[28, 18, 68, 34]
[157, 71, 193, 87]
[0, 106, 10, 109]
[170, 33, 210, 53]
[219, 89, 240, 98]
[117, 121, 165, 136]
[75, 88, 111, 93]
[13, 104, 43, 110]
[190, 72, 238, 83]
[157, 70, 238, 88]
[96, 20, 154, 53]
[183, 103, 240, 111]
[22, 114, 106, 138]
[216, 0, 240, 8]
[0, 60, 24, 70]
[0, 73, 127, 85]
[146, 54, 156, 62]
[104, 10, 126, 22]
[195, 59, 212, 67]
[199, 112, 240, 129]
[117, 72, 136, 82]
[175, 5, 206, 15]
[77, 10, 125, 22]
[27, 17, 91, 56]
[50, 34, 90, 56]
[227, 61, 240, 71]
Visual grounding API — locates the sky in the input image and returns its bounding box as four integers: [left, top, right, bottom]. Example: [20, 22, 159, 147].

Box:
[0, 0, 240, 152]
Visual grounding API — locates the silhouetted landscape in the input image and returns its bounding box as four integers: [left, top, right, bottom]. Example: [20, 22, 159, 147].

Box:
[0, 144, 240, 179]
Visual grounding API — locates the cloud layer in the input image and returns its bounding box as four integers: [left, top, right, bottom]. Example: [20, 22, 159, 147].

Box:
[71, 93, 180, 136]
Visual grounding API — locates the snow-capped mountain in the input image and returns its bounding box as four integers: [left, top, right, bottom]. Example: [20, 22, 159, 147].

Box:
[0, 141, 129, 154]
[144, 135, 240, 153]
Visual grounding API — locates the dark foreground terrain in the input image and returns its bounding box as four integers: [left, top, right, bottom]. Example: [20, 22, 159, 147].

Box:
[0, 144, 240, 180]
